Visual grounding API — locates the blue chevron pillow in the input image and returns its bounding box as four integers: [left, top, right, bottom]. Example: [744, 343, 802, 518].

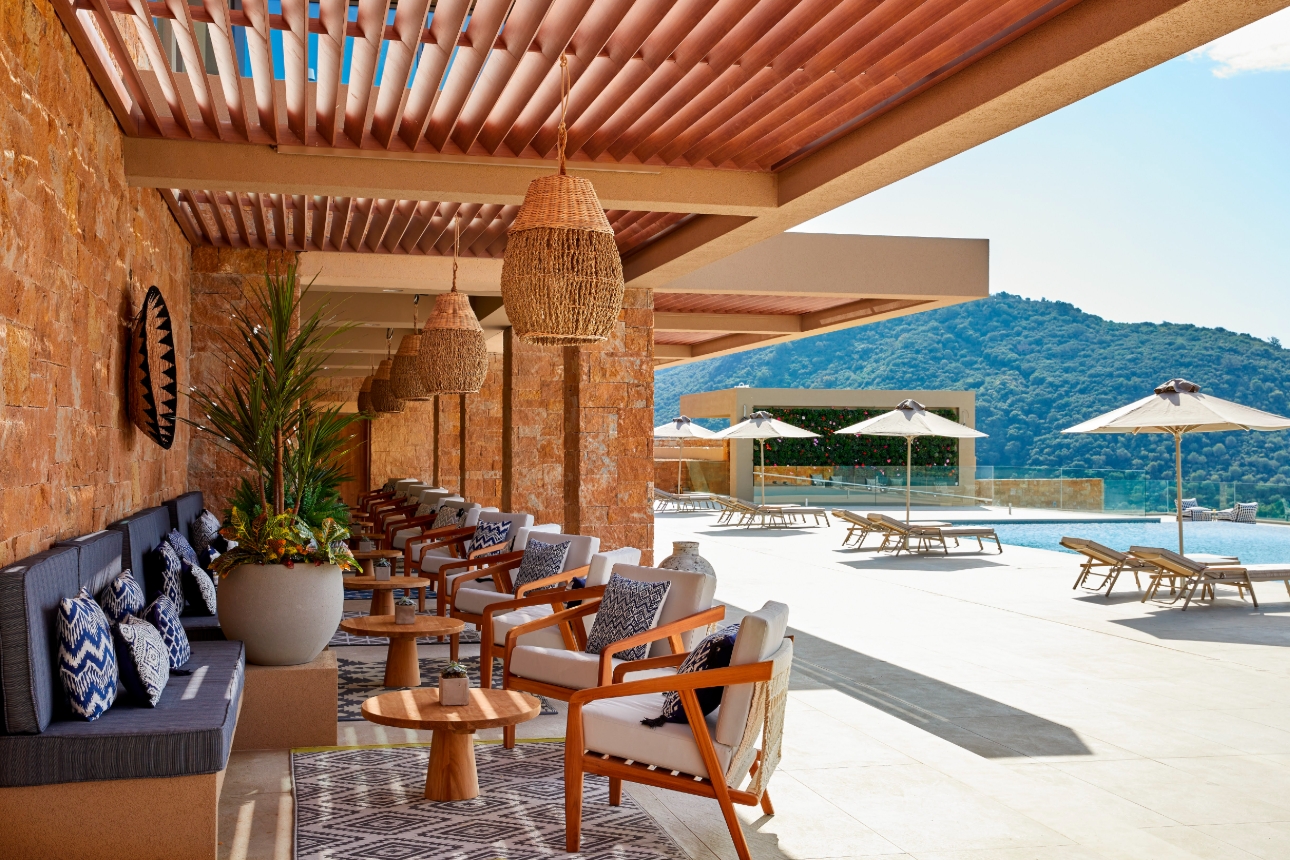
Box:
[57, 587, 118, 721]
[114, 615, 170, 707]
[512, 538, 571, 591]
[467, 520, 512, 557]
[144, 595, 191, 669]
[151, 541, 186, 610]
[585, 574, 671, 661]
[166, 530, 200, 567]
[98, 570, 145, 624]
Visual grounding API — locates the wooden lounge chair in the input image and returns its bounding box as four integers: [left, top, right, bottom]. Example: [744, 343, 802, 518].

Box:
[1129, 546, 1256, 609]
[832, 510, 878, 547]
[1060, 537, 1152, 595]
[867, 514, 1002, 555]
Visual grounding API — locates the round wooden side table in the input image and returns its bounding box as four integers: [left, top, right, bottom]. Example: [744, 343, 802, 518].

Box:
[338, 614, 464, 687]
[350, 548, 403, 577]
[342, 573, 431, 615]
[362, 688, 541, 801]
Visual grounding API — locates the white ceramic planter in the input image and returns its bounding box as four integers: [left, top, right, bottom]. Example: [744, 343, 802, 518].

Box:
[395, 603, 416, 624]
[439, 676, 469, 706]
[217, 563, 344, 666]
[374, 565, 391, 581]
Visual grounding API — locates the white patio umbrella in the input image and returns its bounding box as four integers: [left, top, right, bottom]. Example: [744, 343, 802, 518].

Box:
[715, 411, 819, 505]
[654, 416, 719, 493]
[1063, 378, 1290, 554]
[835, 399, 986, 523]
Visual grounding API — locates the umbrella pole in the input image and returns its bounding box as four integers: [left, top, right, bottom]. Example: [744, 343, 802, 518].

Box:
[677, 437, 683, 494]
[906, 436, 913, 524]
[1175, 431, 1184, 555]
[759, 439, 766, 506]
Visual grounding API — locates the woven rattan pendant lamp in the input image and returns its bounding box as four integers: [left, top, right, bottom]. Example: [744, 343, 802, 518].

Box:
[418, 216, 488, 394]
[356, 367, 377, 418]
[390, 295, 432, 400]
[370, 330, 405, 414]
[500, 53, 624, 345]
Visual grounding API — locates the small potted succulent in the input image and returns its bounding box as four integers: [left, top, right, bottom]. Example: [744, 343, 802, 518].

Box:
[439, 661, 469, 706]
[374, 559, 391, 582]
[394, 597, 416, 625]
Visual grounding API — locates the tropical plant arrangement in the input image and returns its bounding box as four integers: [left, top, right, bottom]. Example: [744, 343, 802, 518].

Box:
[209, 509, 358, 577]
[187, 261, 365, 553]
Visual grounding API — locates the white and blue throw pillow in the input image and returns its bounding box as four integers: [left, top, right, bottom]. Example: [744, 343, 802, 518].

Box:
[468, 520, 512, 558]
[585, 574, 671, 661]
[512, 538, 571, 591]
[57, 587, 118, 721]
[150, 540, 186, 610]
[431, 506, 465, 530]
[190, 509, 222, 554]
[182, 560, 218, 616]
[644, 623, 741, 727]
[98, 570, 146, 625]
[144, 595, 191, 669]
[114, 615, 170, 707]
[198, 545, 222, 569]
[166, 530, 200, 567]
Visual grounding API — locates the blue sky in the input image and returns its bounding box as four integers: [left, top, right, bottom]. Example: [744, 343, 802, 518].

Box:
[795, 10, 1290, 344]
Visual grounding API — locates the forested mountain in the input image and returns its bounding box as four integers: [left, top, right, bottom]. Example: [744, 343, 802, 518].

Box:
[655, 293, 1290, 484]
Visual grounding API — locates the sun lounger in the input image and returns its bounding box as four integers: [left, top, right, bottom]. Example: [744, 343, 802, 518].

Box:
[866, 514, 1002, 555]
[1060, 537, 1153, 595]
[832, 510, 879, 547]
[653, 488, 717, 512]
[1128, 546, 1262, 609]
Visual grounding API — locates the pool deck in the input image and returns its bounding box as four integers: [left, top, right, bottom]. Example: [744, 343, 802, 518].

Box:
[824, 504, 1164, 524]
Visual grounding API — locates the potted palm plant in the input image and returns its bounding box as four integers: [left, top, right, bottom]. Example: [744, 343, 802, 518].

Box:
[189, 263, 363, 666]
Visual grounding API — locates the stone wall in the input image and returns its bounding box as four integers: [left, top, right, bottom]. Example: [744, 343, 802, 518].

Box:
[504, 331, 565, 525]
[187, 248, 297, 515]
[464, 354, 504, 507]
[0, 0, 191, 564]
[369, 400, 434, 490]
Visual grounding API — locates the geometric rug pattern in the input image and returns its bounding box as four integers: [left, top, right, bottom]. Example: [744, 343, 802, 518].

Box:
[292, 742, 687, 860]
[336, 655, 558, 722]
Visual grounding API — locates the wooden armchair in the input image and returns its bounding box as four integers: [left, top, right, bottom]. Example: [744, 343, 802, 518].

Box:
[565, 601, 793, 860]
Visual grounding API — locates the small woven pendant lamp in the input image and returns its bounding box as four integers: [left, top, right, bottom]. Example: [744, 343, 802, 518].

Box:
[500, 53, 624, 345]
[370, 330, 405, 414]
[389, 296, 432, 400]
[418, 216, 488, 394]
[356, 369, 377, 418]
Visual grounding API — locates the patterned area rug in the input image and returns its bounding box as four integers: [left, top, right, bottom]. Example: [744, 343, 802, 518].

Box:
[330, 610, 481, 648]
[292, 742, 686, 860]
[336, 655, 557, 721]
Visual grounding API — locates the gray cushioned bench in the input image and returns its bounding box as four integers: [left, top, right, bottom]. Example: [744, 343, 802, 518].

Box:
[109, 502, 224, 640]
[0, 543, 244, 859]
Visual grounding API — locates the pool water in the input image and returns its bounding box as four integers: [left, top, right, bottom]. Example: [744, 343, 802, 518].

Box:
[990, 521, 1290, 564]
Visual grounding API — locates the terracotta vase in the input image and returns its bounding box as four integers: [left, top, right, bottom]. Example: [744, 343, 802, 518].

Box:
[658, 541, 715, 578]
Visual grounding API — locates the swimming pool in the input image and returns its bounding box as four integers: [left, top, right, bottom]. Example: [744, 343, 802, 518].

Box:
[989, 520, 1290, 564]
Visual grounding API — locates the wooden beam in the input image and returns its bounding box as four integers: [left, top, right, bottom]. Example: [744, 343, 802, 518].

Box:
[121, 138, 779, 215]
[654, 312, 801, 335]
[654, 344, 693, 360]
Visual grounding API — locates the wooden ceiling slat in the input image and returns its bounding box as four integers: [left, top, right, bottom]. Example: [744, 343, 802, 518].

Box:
[396, 0, 470, 149]
[457, 203, 503, 252]
[249, 192, 272, 248]
[469, 205, 517, 256]
[241, 0, 281, 142]
[314, 0, 347, 145]
[310, 195, 329, 250]
[344, 0, 394, 146]
[474, 0, 591, 155]
[330, 197, 352, 251]
[416, 201, 461, 253]
[398, 200, 441, 252]
[364, 198, 395, 251]
[654, 293, 848, 314]
[84, 0, 165, 134]
[281, 0, 310, 144]
[346, 198, 373, 251]
[206, 189, 238, 245]
[433, 203, 481, 254]
[449, 0, 555, 155]
[123, 0, 195, 138]
[272, 193, 289, 250]
[292, 194, 308, 250]
[381, 199, 419, 251]
[227, 191, 256, 248]
[370, 0, 433, 148]
[424, 0, 512, 152]
[162, 0, 221, 138]
[201, 0, 250, 141]
[179, 190, 215, 244]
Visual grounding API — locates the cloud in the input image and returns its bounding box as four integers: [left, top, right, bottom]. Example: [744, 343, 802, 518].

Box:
[1189, 8, 1290, 77]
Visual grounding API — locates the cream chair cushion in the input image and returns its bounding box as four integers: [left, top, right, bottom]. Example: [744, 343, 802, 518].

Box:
[491, 605, 567, 649]
[583, 693, 732, 778]
[487, 548, 643, 646]
[610, 563, 717, 657]
[714, 601, 789, 747]
[402, 504, 480, 554]
[455, 531, 599, 602]
[510, 645, 676, 691]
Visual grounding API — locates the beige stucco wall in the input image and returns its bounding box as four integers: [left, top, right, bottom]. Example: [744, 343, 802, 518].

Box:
[679, 388, 977, 503]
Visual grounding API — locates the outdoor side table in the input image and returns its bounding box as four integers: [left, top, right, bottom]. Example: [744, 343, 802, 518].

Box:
[350, 548, 403, 577]
[343, 573, 431, 616]
[338, 614, 464, 687]
[362, 687, 541, 801]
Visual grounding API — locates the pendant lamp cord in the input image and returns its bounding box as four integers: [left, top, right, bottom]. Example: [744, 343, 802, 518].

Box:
[385, 328, 393, 358]
[557, 52, 569, 176]
[412, 294, 420, 332]
[450, 214, 460, 293]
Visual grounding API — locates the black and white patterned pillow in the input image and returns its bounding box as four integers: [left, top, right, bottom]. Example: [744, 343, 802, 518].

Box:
[98, 570, 145, 624]
[647, 623, 740, 726]
[198, 545, 222, 569]
[432, 506, 465, 530]
[585, 574, 671, 661]
[191, 509, 222, 554]
[144, 595, 191, 669]
[182, 561, 218, 616]
[167, 530, 200, 567]
[414, 503, 434, 518]
[149, 541, 186, 610]
[468, 520, 512, 557]
[114, 615, 170, 707]
[512, 539, 570, 591]
[57, 588, 118, 721]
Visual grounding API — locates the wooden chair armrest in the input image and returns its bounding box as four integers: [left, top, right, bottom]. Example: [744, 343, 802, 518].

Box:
[503, 600, 603, 658]
[482, 585, 607, 621]
[571, 660, 773, 705]
[514, 564, 591, 598]
[439, 551, 523, 574]
[411, 526, 477, 554]
[467, 541, 511, 560]
[597, 605, 726, 686]
[447, 557, 527, 599]
[612, 652, 688, 683]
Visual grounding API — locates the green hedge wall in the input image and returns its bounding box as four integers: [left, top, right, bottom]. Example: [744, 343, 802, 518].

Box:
[756, 406, 961, 467]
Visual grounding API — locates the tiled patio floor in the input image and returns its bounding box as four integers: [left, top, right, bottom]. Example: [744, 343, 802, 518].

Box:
[220, 511, 1290, 859]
